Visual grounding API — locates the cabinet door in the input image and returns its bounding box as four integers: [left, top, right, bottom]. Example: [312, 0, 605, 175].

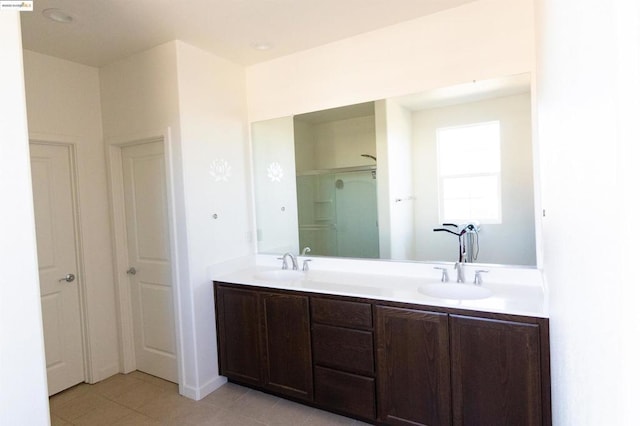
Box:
[215, 285, 262, 387]
[450, 315, 543, 426]
[376, 306, 451, 426]
[261, 292, 313, 401]
[315, 366, 376, 421]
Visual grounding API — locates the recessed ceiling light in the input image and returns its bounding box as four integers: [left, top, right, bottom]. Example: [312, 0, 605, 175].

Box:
[251, 42, 273, 51]
[42, 8, 73, 23]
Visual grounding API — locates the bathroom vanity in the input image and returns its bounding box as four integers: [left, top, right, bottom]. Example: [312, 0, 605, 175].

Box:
[212, 261, 551, 426]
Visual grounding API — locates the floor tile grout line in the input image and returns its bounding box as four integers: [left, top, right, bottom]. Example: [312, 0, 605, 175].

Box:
[50, 377, 160, 421]
[51, 371, 360, 426]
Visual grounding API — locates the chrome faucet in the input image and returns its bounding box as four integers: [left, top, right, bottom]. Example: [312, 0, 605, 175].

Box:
[280, 252, 299, 270]
[473, 270, 489, 286]
[434, 266, 449, 283]
[302, 259, 312, 272]
[300, 247, 311, 256]
[454, 262, 465, 283]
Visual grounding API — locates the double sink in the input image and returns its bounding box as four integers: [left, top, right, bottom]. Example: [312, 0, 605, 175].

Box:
[253, 268, 493, 301]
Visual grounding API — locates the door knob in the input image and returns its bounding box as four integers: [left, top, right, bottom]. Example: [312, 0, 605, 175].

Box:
[126, 267, 137, 275]
[58, 273, 75, 283]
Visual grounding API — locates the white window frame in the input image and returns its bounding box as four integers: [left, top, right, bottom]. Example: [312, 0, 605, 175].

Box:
[436, 121, 502, 224]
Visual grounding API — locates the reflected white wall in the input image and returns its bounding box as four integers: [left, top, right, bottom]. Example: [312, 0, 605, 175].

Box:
[379, 99, 415, 260]
[252, 117, 299, 254]
[412, 93, 535, 265]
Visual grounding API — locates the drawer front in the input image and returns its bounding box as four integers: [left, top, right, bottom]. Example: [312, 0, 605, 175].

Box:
[312, 324, 374, 375]
[311, 297, 372, 329]
[314, 366, 376, 421]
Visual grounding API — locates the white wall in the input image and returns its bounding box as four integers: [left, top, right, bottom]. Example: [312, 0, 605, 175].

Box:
[253, 117, 299, 254]
[100, 40, 189, 391]
[412, 93, 535, 265]
[0, 12, 50, 425]
[379, 99, 415, 260]
[175, 41, 253, 397]
[293, 120, 315, 171]
[310, 116, 376, 170]
[100, 41, 252, 399]
[374, 101, 392, 258]
[246, 0, 534, 121]
[23, 50, 121, 382]
[536, 0, 640, 424]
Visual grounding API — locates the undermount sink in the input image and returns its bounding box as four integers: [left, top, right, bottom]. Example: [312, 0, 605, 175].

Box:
[254, 269, 305, 282]
[418, 283, 493, 300]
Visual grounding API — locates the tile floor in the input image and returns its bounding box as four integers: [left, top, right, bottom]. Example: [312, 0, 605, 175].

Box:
[49, 371, 368, 425]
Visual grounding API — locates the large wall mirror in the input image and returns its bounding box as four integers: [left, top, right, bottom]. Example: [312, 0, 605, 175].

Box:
[252, 73, 537, 266]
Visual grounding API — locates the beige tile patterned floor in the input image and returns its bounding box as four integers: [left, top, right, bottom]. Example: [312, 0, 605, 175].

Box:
[49, 371, 368, 425]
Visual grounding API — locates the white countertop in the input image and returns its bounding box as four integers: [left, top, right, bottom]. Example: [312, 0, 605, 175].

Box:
[210, 255, 548, 318]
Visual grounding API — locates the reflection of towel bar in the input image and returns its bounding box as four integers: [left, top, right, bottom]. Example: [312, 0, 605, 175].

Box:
[299, 224, 336, 230]
[394, 196, 416, 203]
[297, 165, 376, 176]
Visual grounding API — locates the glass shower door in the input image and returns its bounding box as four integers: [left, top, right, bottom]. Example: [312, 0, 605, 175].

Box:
[297, 169, 379, 259]
[334, 170, 379, 258]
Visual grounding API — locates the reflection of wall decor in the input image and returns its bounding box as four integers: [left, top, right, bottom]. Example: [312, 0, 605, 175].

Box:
[209, 159, 232, 182]
[267, 162, 284, 182]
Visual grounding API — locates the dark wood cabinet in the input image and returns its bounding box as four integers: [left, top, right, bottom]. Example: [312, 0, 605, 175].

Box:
[376, 306, 451, 426]
[450, 315, 547, 426]
[214, 282, 551, 426]
[214, 284, 313, 401]
[311, 297, 373, 329]
[260, 292, 313, 401]
[311, 297, 377, 421]
[312, 324, 374, 375]
[214, 286, 262, 387]
[314, 365, 376, 420]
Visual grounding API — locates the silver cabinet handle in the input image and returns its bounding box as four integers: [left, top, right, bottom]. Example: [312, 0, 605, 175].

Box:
[58, 274, 75, 283]
[126, 267, 137, 275]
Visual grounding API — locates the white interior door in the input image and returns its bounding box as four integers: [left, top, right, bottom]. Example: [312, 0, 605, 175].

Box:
[121, 141, 177, 382]
[30, 143, 84, 396]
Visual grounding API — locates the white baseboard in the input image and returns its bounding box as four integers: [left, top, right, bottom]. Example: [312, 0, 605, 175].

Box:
[179, 375, 228, 401]
[90, 362, 120, 384]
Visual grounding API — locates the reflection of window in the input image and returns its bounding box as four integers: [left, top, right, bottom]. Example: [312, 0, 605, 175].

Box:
[436, 121, 501, 224]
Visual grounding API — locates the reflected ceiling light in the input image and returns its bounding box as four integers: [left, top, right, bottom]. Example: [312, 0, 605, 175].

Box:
[251, 42, 273, 51]
[42, 8, 73, 23]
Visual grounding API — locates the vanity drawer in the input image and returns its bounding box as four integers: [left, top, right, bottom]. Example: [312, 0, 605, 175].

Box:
[311, 297, 372, 329]
[314, 366, 376, 421]
[312, 324, 374, 375]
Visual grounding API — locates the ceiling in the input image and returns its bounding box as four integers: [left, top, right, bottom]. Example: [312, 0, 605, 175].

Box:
[392, 73, 531, 111]
[295, 102, 375, 124]
[20, 0, 477, 67]
[286, 74, 530, 123]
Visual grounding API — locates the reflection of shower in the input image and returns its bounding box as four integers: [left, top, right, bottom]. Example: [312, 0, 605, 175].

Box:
[361, 154, 377, 179]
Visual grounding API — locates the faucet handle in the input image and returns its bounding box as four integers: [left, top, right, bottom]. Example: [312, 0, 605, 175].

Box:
[473, 270, 489, 285]
[302, 259, 312, 272]
[434, 266, 449, 283]
[277, 256, 288, 270]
